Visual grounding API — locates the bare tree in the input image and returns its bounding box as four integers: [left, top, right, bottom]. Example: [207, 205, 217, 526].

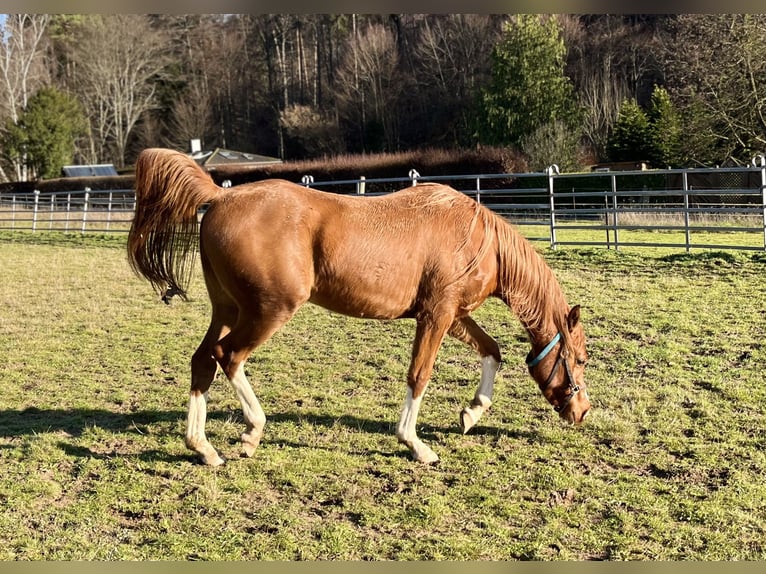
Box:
[412, 14, 502, 146]
[0, 14, 50, 181]
[334, 22, 402, 151]
[562, 15, 666, 161]
[664, 14, 766, 163]
[68, 15, 171, 167]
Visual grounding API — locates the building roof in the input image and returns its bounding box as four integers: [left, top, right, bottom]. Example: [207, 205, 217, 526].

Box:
[191, 147, 282, 168]
[62, 164, 119, 177]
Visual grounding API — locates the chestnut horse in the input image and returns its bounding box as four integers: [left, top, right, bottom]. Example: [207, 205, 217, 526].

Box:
[127, 148, 590, 466]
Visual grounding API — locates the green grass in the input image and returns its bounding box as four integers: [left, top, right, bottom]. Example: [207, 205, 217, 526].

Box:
[1, 231, 766, 560]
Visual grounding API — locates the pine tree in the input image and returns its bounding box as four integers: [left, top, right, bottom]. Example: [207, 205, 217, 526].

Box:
[477, 15, 577, 147]
[606, 99, 654, 163]
[3, 87, 87, 180]
[647, 85, 683, 168]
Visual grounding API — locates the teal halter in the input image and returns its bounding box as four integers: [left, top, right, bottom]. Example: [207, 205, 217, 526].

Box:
[526, 332, 581, 413]
[526, 332, 561, 368]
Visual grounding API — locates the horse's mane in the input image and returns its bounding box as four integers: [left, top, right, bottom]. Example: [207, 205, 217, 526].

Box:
[394, 184, 572, 351]
[491, 215, 574, 354]
[408, 183, 496, 287]
[404, 185, 572, 352]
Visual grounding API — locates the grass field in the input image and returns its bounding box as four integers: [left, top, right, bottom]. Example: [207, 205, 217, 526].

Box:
[1, 231, 766, 560]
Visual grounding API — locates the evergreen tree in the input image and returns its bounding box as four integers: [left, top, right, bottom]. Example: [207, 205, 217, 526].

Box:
[3, 87, 87, 180]
[606, 99, 654, 163]
[647, 85, 683, 168]
[477, 15, 577, 147]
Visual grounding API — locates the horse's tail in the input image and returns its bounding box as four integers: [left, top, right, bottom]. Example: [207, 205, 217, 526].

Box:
[127, 148, 223, 300]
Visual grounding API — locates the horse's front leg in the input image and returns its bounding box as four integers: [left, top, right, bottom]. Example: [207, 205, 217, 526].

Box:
[397, 386, 439, 464]
[448, 316, 501, 434]
[460, 355, 499, 433]
[396, 316, 451, 464]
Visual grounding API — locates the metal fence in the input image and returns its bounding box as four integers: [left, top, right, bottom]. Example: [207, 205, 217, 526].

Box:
[2, 159, 765, 252]
[0, 188, 135, 233]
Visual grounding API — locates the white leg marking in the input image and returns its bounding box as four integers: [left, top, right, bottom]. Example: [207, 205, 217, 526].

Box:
[228, 364, 266, 457]
[185, 391, 224, 466]
[185, 391, 206, 445]
[396, 387, 439, 463]
[477, 355, 498, 404]
[461, 355, 499, 433]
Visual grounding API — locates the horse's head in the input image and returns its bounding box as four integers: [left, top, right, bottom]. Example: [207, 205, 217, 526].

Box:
[526, 305, 590, 424]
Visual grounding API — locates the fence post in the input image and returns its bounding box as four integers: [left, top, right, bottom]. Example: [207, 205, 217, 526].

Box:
[65, 192, 71, 232]
[754, 155, 766, 251]
[547, 164, 559, 249]
[682, 170, 691, 252]
[32, 190, 40, 233]
[762, 161, 766, 251]
[409, 169, 420, 187]
[301, 175, 314, 188]
[357, 176, 365, 195]
[475, 177, 481, 204]
[611, 174, 619, 251]
[50, 193, 56, 230]
[106, 191, 113, 231]
[11, 194, 16, 229]
[81, 188, 90, 234]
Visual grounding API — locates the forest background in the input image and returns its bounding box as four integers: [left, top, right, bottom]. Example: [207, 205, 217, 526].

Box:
[1, 14, 765, 183]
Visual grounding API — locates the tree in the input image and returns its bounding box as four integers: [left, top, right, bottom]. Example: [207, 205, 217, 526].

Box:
[278, 104, 341, 158]
[334, 22, 403, 152]
[664, 14, 766, 164]
[561, 15, 667, 162]
[411, 15, 503, 147]
[647, 85, 682, 168]
[2, 86, 86, 179]
[0, 14, 51, 181]
[606, 99, 653, 162]
[606, 87, 687, 167]
[521, 120, 585, 172]
[67, 15, 171, 167]
[477, 15, 577, 147]
[152, 14, 250, 153]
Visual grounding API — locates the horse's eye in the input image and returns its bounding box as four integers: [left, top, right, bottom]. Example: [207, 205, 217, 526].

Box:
[576, 358, 587, 367]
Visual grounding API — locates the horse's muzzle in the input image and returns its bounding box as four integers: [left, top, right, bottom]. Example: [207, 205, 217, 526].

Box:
[561, 396, 591, 425]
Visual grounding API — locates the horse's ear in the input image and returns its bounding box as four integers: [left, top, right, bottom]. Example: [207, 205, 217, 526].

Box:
[567, 305, 581, 331]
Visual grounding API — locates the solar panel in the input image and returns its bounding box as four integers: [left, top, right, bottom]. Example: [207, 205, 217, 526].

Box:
[62, 164, 119, 177]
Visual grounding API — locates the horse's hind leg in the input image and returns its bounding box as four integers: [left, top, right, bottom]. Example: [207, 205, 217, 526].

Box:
[448, 316, 501, 434]
[187, 305, 293, 466]
[215, 305, 301, 461]
[186, 306, 235, 467]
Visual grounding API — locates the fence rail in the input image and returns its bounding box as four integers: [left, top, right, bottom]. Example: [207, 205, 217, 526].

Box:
[2, 160, 765, 252]
[0, 189, 135, 233]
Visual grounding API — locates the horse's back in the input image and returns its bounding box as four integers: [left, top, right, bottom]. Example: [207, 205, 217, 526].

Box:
[199, 180, 497, 319]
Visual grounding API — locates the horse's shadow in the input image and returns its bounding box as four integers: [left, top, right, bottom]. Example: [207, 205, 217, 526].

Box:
[0, 406, 540, 463]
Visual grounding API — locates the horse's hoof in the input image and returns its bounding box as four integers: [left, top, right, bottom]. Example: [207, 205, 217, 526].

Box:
[241, 432, 261, 457]
[201, 453, 225, 467]
[413, 448, 440, 465]
[417, 453, 439, 465]
[460, 407, 478, 434]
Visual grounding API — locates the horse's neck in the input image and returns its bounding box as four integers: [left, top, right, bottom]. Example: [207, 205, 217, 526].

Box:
[495, 223, 566, 348]
[524, 319, 562, 356]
